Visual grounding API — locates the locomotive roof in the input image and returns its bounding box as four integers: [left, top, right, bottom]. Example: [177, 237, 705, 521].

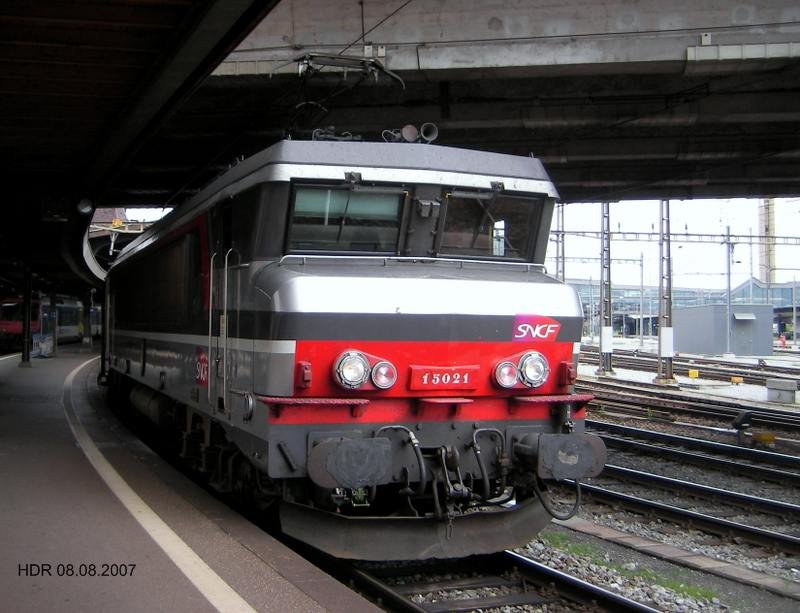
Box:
[112, 140, 557, 268]
[188, 140, 557, 209]
[252, 139, 552, 182]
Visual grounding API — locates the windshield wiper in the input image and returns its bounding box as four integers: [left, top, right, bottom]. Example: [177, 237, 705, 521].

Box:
[335, 189, 354, 243]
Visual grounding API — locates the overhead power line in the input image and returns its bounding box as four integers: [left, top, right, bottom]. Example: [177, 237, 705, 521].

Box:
[553, 230, 800, 246]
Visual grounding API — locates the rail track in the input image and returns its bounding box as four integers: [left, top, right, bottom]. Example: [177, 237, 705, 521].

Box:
[577, 378, 800, 433]
[598, 430, 800, 487]
[574, 417, 800, 555]
[589, 420, 800, 470]
[582, 473, 800, 555]
[579, 346, 800, 386]
[339, 551, 659, 612]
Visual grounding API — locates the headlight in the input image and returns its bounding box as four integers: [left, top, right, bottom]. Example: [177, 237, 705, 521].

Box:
[519, 352, 549, 388]
[371, 361, 398, 389]
[494, 361, 519, 388]
[334, 351, 370, 389]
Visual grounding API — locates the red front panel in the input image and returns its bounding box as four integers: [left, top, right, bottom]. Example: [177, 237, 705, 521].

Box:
[293, 339, 575, 398]
[0, 320, 40, 335]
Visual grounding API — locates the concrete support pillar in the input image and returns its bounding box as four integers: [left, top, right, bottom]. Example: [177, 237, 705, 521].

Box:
[98, 281, 110, 385]
[82, 291, 93, 349]
[19, 267, 32, 368]
[50, 292, 58, 357]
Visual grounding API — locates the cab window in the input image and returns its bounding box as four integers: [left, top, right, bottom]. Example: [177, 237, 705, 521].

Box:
[287, 185, 403, 253]
[439, 193, 541, 260]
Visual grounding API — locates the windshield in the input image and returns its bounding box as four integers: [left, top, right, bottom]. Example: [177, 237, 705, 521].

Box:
[439, 193, 541, 260]
[288, 185, 404, 253]
[1, 303, 23, 321]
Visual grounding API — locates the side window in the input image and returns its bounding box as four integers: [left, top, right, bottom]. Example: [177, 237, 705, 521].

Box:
[219, 187, 261, 262]
[114, 231, 200, 330]
[153, 234, 196, 325]
[58, 306, 78, 326]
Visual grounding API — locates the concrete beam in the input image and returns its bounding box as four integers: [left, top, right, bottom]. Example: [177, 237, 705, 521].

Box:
[216, 0, 800, 77]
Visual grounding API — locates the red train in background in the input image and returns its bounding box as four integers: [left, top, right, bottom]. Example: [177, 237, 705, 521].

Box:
[0, 295, 100, 354]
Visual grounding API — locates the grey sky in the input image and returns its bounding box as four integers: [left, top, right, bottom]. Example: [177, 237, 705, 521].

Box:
[547, 198, 800, 290]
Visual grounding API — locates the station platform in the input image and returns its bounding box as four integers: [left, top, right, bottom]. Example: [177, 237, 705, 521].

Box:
[0, 348, 379, 612]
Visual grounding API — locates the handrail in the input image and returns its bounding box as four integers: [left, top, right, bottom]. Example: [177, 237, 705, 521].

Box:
[207, 252, 216, 407]
[222, 248, 234, 417]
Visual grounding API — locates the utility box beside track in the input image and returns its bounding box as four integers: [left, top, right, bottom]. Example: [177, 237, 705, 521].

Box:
[766, 378, 798, 404]
[672, 304, 773, 356]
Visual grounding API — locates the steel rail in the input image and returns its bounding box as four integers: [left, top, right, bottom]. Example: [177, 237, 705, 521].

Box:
[581, 346, 800, 379]
[343, 552, 657, 613]
[600, 434, 800, 486]
[579, 483, 800, 554]
[602, 464, 800, 518]
[345, 558, 546, 613]
[580, 355, 775, 386]
[502, 551, 660, 613]
[575, 379, 800, 426]
[347, 564, 427, 613]
[578, 384, 800, 430]
[587, 398, 676, 421]
[588, 421, 800, 469]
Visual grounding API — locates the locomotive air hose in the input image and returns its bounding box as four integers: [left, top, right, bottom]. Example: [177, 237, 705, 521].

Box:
[409, 434, 427, 496]
[470, 443, 491, 500]
[375, 425, 427, 496]
[532, 478, 582, 521]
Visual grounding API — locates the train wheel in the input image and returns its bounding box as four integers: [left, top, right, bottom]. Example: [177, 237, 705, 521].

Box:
[231, 453, 256, 507]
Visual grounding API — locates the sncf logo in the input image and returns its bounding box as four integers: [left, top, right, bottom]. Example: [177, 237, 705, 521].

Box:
[513, 316, 561, 341]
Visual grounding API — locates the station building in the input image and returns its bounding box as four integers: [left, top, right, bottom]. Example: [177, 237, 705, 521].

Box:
[569, 277, 798, 343]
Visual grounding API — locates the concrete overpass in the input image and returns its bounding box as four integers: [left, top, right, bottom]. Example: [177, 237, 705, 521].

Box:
[113, 0, 798, 206]
[1, 0, 799, 292]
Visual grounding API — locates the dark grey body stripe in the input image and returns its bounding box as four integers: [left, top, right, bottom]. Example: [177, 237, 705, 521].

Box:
[253, 313, 584, 342]
[120, 312, 584, 342]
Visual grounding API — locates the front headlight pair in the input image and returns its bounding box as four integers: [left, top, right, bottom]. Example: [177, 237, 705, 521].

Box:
[335, 351, 397, 390]
[494, 352, 549, 389]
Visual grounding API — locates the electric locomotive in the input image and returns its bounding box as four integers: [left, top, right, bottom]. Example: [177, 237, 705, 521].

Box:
[104, 134, 606, 560]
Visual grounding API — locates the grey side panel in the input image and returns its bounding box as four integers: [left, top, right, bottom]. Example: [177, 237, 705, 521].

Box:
[252, 344, 295, 396]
